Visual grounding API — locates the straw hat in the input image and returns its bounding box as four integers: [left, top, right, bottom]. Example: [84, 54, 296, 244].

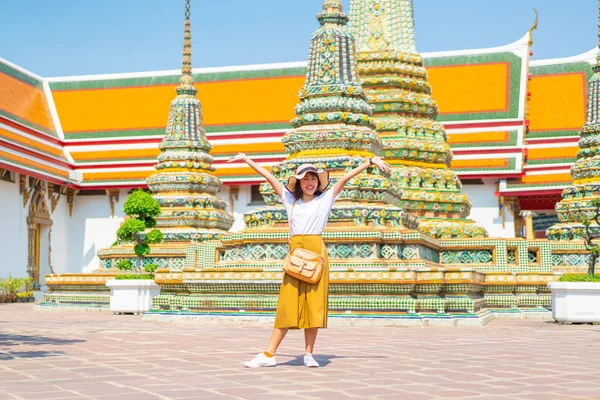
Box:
[285, 163, 330, 193]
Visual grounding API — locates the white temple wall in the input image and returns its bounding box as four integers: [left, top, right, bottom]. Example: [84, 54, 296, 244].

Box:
[0, 175, 28, 278]
[219, 185, 267, 232]
[462, 179, 516, 238]
[67, 190, 126, 273]
[49, 194, 70, 277]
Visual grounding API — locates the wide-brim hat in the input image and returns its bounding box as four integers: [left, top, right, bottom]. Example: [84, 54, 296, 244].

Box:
[286, 163, 330, 193]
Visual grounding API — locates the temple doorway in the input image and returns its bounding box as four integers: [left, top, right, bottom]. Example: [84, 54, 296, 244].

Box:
[26, 185, 53, 290]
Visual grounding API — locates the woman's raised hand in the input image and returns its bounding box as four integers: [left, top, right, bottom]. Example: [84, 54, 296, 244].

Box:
[228, 152, 247, 163]
[371, 156, 391, 173]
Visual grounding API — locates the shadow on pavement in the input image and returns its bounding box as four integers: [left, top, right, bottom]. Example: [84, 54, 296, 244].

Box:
[0, 333, 85, 347]
[0, 333, 85, 360]
[0, 350, 65, 361]
[277, 353, 386, 367]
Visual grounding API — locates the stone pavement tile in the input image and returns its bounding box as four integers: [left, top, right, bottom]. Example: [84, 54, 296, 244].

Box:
[399, 373, 453, 384]
[0, 382, 60, 393]
[519, 393, 577, 400]
[378, 393, 437, 400]
[213, 387, 272, 397]
[318, 380, 375, 390]
[432, 383, 498, 392]
[300, 390, 356, 399]
[5, 391, 82, 400]
[429, 390, 482, 398]
[90, 395, 162, 400]
[483, 371, 530, 379]
[252, 394, 307, 400]
[566, 391, 600, 399]
[54, 383, 146, 397]
[127, 388, 218, 398]
[339, 387, 404, 397]
[473, 386, 538, 396]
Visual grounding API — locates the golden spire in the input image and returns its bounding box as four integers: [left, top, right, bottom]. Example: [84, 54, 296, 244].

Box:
[528, 8, 538, 47]
[177, 0, 196, 94]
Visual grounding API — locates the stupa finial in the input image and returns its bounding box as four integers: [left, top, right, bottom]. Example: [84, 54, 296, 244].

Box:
[177, 0, 196, 95]
[317, 0, 348, 25]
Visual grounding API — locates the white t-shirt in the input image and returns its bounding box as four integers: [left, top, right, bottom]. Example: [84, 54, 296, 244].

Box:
[279, 189, 338, 236]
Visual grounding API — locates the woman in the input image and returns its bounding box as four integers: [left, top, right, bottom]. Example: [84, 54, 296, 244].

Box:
[227, 153, 390, 368]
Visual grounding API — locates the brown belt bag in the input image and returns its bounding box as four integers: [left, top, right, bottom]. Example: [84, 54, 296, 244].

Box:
[283, 246, 324, 284]
[282, 200, 324, 284]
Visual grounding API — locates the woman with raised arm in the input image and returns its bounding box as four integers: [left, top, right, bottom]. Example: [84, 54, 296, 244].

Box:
[228, 153, 390, 368]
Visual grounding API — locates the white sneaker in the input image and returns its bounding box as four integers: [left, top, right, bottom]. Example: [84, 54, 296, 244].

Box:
[244, 352, 276, 368]
[304, 353, 320, 368]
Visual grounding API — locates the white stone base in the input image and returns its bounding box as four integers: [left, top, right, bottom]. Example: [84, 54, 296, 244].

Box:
[106, 279, 160, 314]
[549, 282, 600, 323]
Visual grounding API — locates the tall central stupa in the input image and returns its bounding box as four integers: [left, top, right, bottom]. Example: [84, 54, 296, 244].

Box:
[216, 0, 418, 270]
[349, 0, 487, 238]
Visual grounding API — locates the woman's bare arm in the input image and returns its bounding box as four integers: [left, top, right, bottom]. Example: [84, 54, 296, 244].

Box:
[227, 152, 284, 199]
[332, 156, 390, 198]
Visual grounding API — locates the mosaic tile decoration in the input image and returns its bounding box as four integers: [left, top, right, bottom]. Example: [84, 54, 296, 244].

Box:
[347, 0, 486, 238]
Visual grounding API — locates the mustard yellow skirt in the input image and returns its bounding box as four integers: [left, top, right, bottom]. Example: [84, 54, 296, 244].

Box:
[274, 234, 329, 329]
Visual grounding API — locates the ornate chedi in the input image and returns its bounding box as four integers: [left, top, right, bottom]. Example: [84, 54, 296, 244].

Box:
[348, 0, 487, 238]
[547, 6, 600, 241]
[247, 0, 412, 232]
[146, 0, 233, 242]
[94, 0, 233, 271]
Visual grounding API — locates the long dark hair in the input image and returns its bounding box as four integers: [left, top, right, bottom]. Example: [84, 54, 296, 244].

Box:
[292, 171, 323, 200]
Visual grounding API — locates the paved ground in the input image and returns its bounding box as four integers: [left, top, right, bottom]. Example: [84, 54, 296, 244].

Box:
[1, 304, 599, 399]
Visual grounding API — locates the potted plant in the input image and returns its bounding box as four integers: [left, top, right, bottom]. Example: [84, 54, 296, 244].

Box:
[4, 276, 19, 303]
[106, 263, 161, 314]
[16, 277, 34, 302]
[0, 278, 6, 303]
[549, 198, 600, 323]
[106, 190, 163, 314]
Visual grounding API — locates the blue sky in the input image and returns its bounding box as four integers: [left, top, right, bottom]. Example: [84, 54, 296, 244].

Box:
[0, 0, 597, 77]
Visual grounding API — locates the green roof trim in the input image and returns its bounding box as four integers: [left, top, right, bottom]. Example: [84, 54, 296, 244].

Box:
[505, 180, 571, 190]
[453, 158, 517, 172]
[0, 108, 57, 137]
[526, 158, 576, 166]
[0, 61, 42, 87]
[450, 130, 518, 148]
[64, 128, 165, 140]
[63, 122, 290, 140]
[526, 129, 579, 139]
[49, 67, 307, 91]
[530, 61, 593, 78]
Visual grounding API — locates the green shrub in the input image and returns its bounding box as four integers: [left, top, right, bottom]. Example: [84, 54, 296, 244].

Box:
[144, 263, 158, 273]
[112, 190, 164, 273]
[145, 229, 164, 244]
[116, 259, 133, 271]
[559, 274, 600, 282]
[117, 219, 146, 241]
[115, 274, 154, 280]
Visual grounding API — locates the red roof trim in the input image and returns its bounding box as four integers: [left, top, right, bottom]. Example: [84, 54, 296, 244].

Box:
[0, 140, 71, 169]
[0, 116, 63, 146]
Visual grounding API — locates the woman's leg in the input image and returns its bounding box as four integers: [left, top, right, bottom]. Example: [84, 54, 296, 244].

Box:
[304, 327, 318, 354]
[266, 328, 289, 354]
